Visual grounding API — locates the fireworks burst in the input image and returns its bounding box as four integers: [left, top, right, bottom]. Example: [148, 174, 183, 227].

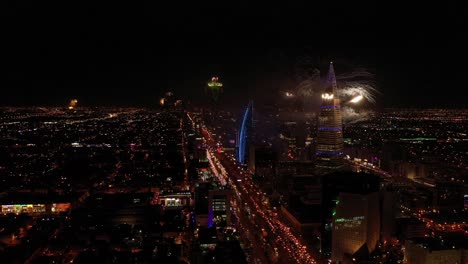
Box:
[336, 68, 379, 104]
[68, 99, 78, 110]
[349, 95, 363, 103]
[293, 58, 379, 103]
[293, 60, 380, 122]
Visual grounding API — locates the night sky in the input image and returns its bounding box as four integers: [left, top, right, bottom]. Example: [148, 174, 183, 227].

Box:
[1, 2, 467, 107]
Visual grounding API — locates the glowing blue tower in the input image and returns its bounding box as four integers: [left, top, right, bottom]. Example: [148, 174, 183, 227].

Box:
[237, 101, 253, 164]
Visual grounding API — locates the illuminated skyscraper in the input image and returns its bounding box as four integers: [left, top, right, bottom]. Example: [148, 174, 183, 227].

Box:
[237, 101, 253, 165]
[316, 62, 344, 169]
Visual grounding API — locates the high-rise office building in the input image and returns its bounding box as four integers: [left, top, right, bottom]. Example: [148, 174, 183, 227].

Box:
[316, 62, 344, 170]
[208, 189, 232, 227]
[321, 172, 380, 256]
[331, 191, 380, 263]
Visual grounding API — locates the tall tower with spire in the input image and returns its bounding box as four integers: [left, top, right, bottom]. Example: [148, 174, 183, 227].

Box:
[316, 62, 344, 170]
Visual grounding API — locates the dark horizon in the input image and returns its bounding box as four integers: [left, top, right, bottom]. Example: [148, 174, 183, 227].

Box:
[2, 2, 466, 108]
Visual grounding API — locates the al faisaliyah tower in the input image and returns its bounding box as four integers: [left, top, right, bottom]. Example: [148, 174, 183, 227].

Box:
[316, 62, 344, 170]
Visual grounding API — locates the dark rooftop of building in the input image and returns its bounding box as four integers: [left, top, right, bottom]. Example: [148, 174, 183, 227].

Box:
[322, 171, 380, 195]
[407, 237, 468, 251]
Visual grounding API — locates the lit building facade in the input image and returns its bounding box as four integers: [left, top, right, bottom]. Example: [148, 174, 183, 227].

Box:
[1, 203, 71, 215]
[331, 191, 380, 263]
[404, 238, 467, 264]
[237, 101, 253, 165]
[208, 189, 232, 227]
[159, 191, 191, 208]
[316, 62, 344, 169]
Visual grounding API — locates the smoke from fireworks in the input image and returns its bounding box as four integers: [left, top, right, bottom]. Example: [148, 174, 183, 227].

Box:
[336, 68, 378, 104]
[295, 67, 378, 104]
[341, 107, 374, 124]
[293, 60, 379, 122]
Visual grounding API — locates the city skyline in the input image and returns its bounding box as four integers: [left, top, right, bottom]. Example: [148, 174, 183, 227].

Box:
[0, 106, 465, 263]
[1, 2, 467, 264]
